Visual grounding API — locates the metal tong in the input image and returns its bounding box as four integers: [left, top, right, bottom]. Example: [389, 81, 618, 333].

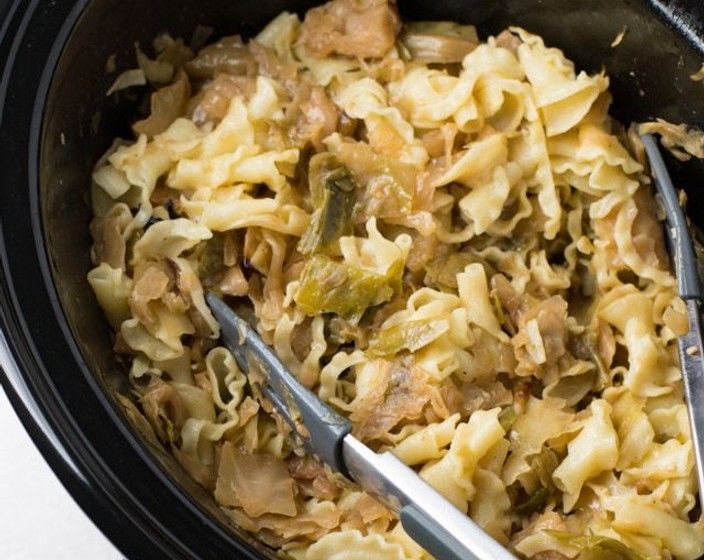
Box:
[641, 134, 704, 495]
[206, 294, 515, 560]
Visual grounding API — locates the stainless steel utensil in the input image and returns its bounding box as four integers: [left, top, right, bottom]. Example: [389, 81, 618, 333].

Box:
[206, 294, 515, 560]
[641, 133, 704, 495]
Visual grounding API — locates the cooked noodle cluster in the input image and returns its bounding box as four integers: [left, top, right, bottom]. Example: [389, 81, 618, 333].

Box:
[87, 1, 704, 558]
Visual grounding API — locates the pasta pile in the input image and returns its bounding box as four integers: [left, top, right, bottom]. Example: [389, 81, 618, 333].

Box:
[87, 1, 704, 558]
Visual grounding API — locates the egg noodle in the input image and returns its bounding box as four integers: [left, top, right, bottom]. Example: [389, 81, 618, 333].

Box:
[87, 1, 704, 558]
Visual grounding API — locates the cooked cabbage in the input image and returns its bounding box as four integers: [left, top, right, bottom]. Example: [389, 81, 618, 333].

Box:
[88, 5, 699, 558]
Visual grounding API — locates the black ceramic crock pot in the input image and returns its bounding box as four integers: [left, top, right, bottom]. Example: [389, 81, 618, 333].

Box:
[2, 1, 704, 558]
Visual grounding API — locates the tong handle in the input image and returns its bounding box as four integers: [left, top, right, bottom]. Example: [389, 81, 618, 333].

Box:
[641, 133, 703, 299]
[342, 435, 516, 560]
[401, 504, 486, 560]
[679, 300, 704, 495]
[206, 294, 352, 473]
[640, 135, 704, 495]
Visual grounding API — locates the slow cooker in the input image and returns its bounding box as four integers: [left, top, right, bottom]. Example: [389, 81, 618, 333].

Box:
[2, 0, 704, 558]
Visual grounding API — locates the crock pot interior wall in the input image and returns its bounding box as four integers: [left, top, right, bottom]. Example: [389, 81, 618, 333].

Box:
[40, 0, 704, 555]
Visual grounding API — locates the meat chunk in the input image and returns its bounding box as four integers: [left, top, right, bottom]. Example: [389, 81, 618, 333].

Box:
[299, 0, 401, 59]
[293, 84, 340, 150]
[190, 73, 256, 123]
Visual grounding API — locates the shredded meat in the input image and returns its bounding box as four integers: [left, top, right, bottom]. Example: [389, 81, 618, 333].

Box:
[298, 0, 401, 59]
[432, 378, 465, 418]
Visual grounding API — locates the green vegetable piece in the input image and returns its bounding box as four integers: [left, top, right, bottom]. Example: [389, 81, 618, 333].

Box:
[498, 406, 518, 432]
[368, 319, 449, 356]
[294, 255, 403, 322]
[298, 164, 357, 255]
[330, 140, 414, 221]
[545, 530, 656, 560]
[515, 487, 549, 515]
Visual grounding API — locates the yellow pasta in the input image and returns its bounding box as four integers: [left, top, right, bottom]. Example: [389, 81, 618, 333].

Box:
[86, 3, 700, 558]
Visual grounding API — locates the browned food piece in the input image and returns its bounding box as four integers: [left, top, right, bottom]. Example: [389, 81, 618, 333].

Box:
[287, 454, 342, 500]
[249, 42, 298, 92]
[512, 296, 569, 378]
[491, 273, 527, 329]
[460, 381, 514, 418]
[494, 29, 522, 55]
[189, 73, 256, 123]
[140, 378, 186, 443]
[130, 260, 174, 324]
[293, 85, 340, 151]
[215, 442, 297, 517]
[298, 0, 401, 59]
[133, 70, 191, 137]
[128, 259, 191, 328]
[350, 357, 432, 441]
[289, 318, 314, 363]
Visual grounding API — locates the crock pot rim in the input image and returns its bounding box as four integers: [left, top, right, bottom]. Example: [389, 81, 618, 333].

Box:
[3, 1, 704, 559]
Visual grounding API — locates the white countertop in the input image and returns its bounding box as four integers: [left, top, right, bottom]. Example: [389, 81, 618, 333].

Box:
[0, 387, 124, 560]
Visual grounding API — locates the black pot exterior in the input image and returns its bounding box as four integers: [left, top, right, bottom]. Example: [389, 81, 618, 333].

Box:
[1, 1, 704, 559]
